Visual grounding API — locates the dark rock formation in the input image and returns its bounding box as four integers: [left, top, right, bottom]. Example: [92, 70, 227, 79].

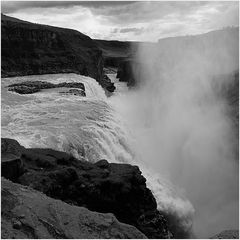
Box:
[1, 138, 172, 239]
[7, 80, 86, 96]
[1, 14, 103, 82]
[1, 14, 117, 93]
[210, 230, 239, 239]
[117, 59, 141, 87]
[1, 139, 25, 182]
[95, 40, 139, 71]
[95, 40, 136, 59]
[102, 75, 116, 92]
[103, 57, 127, 68]
[1, 177, 147, 239]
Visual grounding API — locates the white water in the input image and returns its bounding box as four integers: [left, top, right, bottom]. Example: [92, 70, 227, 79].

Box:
[1, 73, 194, 236]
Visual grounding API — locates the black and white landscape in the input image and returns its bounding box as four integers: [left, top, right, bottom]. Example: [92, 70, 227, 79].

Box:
[1, 1, 239, 239]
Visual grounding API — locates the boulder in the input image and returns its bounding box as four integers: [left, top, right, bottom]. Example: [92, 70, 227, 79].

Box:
[1, 138, 25, 181]
[1, 177, 147, 239]
[1, 138, 172, 239]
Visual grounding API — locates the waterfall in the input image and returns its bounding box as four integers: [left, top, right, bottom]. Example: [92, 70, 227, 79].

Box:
[1, 72, 194, 236]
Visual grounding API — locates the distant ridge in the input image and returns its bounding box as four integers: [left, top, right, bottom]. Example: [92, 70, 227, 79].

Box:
[1, 14, 103, 84]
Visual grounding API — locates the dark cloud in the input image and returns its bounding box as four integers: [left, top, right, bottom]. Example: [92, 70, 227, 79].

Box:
[89, 1, 210, 24]
[1, 1, 238, 41]
[1, 1, 135, 13]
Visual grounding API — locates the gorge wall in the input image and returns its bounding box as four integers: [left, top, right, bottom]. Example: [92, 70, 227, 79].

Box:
[1, 14, 109, 88]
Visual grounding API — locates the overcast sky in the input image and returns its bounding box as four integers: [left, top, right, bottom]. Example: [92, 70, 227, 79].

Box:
[1, 1, 239, 41]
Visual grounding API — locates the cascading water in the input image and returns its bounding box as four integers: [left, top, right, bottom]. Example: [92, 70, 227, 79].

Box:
[2, 72, 194, 237]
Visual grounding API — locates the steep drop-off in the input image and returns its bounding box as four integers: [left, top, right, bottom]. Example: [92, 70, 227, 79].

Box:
[1, 138, 172, 239]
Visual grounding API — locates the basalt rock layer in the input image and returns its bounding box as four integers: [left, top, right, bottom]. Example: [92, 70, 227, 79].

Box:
[1, 138, 172, 239]
[1, 14, 116, 92]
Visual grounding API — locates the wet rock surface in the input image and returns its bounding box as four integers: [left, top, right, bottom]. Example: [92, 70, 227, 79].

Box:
[102, 75, 116, 92]
[1, 138, 172, 239]
[1, 178, 147, 239]
[7, 81, 86, 96]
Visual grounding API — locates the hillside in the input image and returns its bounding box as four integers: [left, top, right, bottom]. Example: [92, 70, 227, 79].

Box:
[1, 14, 109, 88]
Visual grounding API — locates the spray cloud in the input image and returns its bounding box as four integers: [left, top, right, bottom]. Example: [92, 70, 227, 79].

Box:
[111, 27, 239, 238]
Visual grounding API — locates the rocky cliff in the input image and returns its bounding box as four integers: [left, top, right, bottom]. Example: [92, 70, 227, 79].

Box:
[1, 138, 172, 239]
[95, 39, 138, 68]
[1, 14, 116, 92]
[116, 59, 142, 87]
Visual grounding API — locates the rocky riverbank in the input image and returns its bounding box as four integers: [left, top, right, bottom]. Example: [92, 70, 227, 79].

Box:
[1, 138, 172, 239]
[1, 14, 115, 93]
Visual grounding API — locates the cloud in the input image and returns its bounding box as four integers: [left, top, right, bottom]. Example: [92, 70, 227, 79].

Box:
[1, 1, 239, 41]
[120, 27, 144, 34]
[1, 1, 135, 13]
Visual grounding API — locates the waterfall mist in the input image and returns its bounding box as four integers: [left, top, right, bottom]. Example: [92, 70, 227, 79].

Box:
[110, 28, 239, 238]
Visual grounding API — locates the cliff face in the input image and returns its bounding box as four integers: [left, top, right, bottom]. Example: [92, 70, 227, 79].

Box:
[1, 14, 103, 83]
[95, 39, 138, 68]
[1, 138, 172, 239]
[116, 59, 141, 87]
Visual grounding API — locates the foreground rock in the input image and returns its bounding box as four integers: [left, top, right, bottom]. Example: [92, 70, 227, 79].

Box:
[7, 81, 86, 96]
[1, 138, 25, 181]
[1, 138, 172, 239]
[1, 178, 146, 239]
[210, 230, 239, 239]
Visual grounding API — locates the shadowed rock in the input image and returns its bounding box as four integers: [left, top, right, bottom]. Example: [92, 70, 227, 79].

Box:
[1, 138, 172, 239]
[7, 81, 86, 96]
[1, 177, 147, 239]
[1, 139, 25, 181]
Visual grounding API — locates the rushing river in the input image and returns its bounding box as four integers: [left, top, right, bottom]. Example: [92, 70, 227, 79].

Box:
[1, 73, 195, 236]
